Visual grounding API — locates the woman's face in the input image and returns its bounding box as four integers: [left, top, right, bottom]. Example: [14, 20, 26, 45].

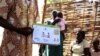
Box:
[76, 34, 84, 43]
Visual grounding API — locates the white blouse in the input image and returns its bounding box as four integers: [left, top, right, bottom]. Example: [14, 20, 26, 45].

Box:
[70, 39, 90, 56]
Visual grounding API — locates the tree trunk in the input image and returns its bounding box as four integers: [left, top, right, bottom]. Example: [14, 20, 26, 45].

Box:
[0, 0, 35, 56]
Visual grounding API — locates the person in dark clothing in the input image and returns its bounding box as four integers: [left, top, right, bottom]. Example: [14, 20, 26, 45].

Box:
[39, 44, 46, 56]
[0, 16, 33, 36]
[49, 11, 65, 56]
[39, 11, 57, 56]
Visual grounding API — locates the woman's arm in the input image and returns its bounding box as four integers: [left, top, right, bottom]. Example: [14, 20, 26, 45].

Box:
[0, 16, 33, 36]
[0, 16, 17, 31]
[52, 19, 61, 25]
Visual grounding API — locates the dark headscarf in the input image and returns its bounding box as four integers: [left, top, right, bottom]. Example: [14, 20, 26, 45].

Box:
[77, 31, 85, 39]
[76, 31, 85, 44]
[52, 11, 58, 20]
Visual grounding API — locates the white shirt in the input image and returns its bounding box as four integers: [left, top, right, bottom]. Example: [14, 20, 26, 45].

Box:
[70, 39, 90, 56]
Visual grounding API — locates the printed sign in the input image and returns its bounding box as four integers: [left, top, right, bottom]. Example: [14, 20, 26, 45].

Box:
[32, 24, 60, 45]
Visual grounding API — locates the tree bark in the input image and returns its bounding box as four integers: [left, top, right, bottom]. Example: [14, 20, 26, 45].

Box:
[0, 0, 36, 56]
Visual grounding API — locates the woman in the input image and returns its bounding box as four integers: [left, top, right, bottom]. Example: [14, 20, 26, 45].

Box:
[55, 12, 65, 56]
[70, 30, 91, 56]
[48, 11, 58, 56]
[49, 11, 65, 56]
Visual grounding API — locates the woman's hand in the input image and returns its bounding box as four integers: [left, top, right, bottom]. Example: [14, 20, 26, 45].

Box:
[0, 16, 33, 36]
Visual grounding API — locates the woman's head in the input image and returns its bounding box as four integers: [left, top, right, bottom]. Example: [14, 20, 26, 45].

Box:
[57, 12, 63, 18]
[76, 31, 85, 44]
[52, 11, 58, 20]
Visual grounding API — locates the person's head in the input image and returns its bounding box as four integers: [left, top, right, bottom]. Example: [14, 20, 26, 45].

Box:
[57, 12, 63, 18]
[52, 11, 58, 20]
[76, 30, 85, 44]
[93, 37, 100, 52]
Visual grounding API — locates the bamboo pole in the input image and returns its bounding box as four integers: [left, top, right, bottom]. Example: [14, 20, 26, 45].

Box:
[70, 0, 75, 40]
[90, 2, 98, 47]
[33, 0, 38, 23]
[42, 0, 47, 24]
[82, 1, 86, 28]
[60, 0, 62, 12]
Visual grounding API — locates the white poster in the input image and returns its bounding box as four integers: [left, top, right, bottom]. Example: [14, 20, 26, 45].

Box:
[32, 24, 60, 45]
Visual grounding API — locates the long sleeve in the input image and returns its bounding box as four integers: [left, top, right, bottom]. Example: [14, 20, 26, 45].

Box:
[0, 16, 33, 36]
[0, 16, 17, 31]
